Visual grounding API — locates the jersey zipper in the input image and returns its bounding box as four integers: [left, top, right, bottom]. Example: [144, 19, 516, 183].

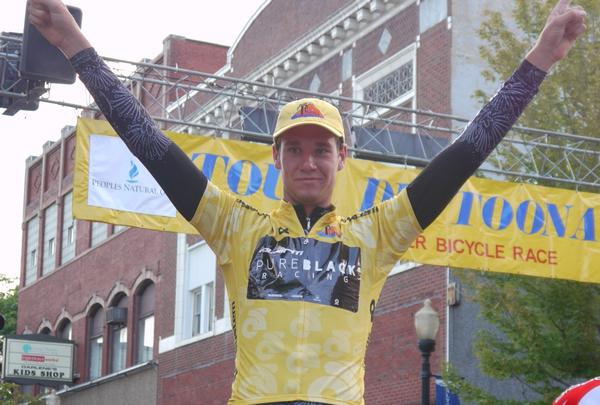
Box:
[305, 216, 311, 235]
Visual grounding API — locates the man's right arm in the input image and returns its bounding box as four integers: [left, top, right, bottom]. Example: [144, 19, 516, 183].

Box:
[405, 0, 586, 230]
[28, 0, 207, 220]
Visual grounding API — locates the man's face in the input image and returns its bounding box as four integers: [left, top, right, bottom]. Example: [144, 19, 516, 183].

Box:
[273, 124, 347, 211]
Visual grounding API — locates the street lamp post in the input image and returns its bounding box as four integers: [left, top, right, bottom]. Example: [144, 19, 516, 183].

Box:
[414, 299, 440, 405]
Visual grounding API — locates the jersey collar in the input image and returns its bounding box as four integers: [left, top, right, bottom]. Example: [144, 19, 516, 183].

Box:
[272, 200, 337, 236]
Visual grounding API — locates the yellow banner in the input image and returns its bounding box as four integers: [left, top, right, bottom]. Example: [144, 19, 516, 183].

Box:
[75, 118, 600, 283]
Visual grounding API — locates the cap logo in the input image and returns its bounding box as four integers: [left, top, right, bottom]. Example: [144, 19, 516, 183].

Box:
[291, 102, 324, 120]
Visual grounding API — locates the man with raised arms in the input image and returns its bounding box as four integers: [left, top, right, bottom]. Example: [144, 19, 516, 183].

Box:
[28, 1, 586, 404]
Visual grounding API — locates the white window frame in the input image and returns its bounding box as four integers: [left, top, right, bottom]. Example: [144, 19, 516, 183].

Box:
[25, 216, 38, 286]
[59, 321, 72, 340]
[181, 241, 216, 340]
[136, 314, 154, 363]
[113, 224, 128, 234]
[191, 282, 214, 337]
[67, 225, 75, 244]
[42, 204, 57, 276]
[160, 236, 230, 354]
[90, 222, 108, 247]
[61, 192, 76, 264]
[110, 325, 128, 373]
[353, 43, 417, 125]
[88, 335, 103, 380]
[48, 238, 55, 256]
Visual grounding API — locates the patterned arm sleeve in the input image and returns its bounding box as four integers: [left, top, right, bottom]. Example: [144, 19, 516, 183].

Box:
[70, 47, 206, 221]
[406, 59, 547, 229]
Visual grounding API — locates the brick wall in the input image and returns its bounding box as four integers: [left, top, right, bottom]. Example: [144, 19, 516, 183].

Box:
[18, 131, 177, 384]
[158, 332, 236, 404]
[26, 160, 42, 210]
[353, 5, 419, 81]
[230, 0, 349, 78]
[142, 37, 228, 122]
[365, 265, 447, 405]
[417, 20, 452, 134]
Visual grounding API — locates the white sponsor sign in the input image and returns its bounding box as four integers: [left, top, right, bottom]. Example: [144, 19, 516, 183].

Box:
[2, 337, 74, 384]
[88, 134, 176, 217]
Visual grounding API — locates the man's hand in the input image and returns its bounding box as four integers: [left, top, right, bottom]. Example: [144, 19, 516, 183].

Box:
[27, 0, 91, 58]
[526, 0, 587, 72]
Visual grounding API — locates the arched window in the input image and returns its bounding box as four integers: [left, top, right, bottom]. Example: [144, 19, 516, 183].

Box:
[39, 327, 51, 335]
[88, 306, 104, 380]
[58, 319, 72, 340]
[109, 294, 128, 373]
[135, 282, 155, 364]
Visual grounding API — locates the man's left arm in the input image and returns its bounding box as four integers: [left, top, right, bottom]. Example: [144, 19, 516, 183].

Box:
[406, 0, 587, 229]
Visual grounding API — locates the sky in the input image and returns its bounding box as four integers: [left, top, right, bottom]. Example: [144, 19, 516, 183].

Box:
[0, 0, 265, 283]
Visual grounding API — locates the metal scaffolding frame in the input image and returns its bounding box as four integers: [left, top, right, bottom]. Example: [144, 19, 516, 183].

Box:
[2, 38, 599, 192]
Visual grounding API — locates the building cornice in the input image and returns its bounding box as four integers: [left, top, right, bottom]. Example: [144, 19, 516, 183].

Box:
[170, 0, 416, 131]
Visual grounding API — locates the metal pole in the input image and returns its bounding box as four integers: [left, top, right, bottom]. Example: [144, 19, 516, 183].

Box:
[419, 339, 436, 405]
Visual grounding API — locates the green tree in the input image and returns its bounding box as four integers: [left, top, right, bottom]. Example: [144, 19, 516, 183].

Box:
[446, 1, 600, 404]
[476, 0, 600, 193]
[447, 271, 600, 404]
[0, 274, 18, 338]
[476, 0, 600, 136]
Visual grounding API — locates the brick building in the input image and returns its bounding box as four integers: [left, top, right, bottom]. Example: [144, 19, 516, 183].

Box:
[17, 1, 518, 404]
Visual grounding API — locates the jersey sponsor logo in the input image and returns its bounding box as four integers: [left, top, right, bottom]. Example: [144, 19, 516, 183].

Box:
[316, 224, 341, 238]
[247, 236, 361, 312]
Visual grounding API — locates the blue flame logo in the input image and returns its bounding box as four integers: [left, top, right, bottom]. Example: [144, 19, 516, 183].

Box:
[127, 161, 139, 183]
[23, 343, 32, 353]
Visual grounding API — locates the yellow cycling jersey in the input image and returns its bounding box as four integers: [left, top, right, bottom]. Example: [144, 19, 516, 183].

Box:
[190, 181, 422, 405]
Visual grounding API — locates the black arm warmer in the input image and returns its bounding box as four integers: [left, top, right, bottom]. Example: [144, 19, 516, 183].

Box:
[70, 48, 206, 221]
[407, 60, 546, 229]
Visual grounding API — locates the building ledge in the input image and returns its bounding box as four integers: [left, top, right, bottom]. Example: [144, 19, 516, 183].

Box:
[56, 360, 157, 397]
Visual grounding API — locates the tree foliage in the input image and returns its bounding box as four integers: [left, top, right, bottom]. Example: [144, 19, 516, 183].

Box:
[476, 0, 600, 136]
[0, 274, 18, 337]
[447, 271, 600, 404]
[0, 275, 38, 404]
[476, 0, 600, 193]
[0, 382, 44, 405]
[447, 1, 600, 403]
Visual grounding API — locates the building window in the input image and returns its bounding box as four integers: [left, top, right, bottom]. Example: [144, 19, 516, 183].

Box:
[342, 48, 353, 82]
[48, 238, 55, 256]
[58, 320, 72, 340]
[67, 226, 75, 244]
[61, 192, 76, 264]
[90, 222, 108, 247]
[184, 242, 216, 339]
[25, 217, 39, 285]
[112, 224, 128, 234]
[192, 282, 214, 336]
[363, 61, 413, 107]
[354, 44, 416, 118]
[136, 283, 155, 364]
[42, 203, 57, 275]
[109, 295, 128, 374]
[40, 327, 51, 335]
[88, 306, 105, 380]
